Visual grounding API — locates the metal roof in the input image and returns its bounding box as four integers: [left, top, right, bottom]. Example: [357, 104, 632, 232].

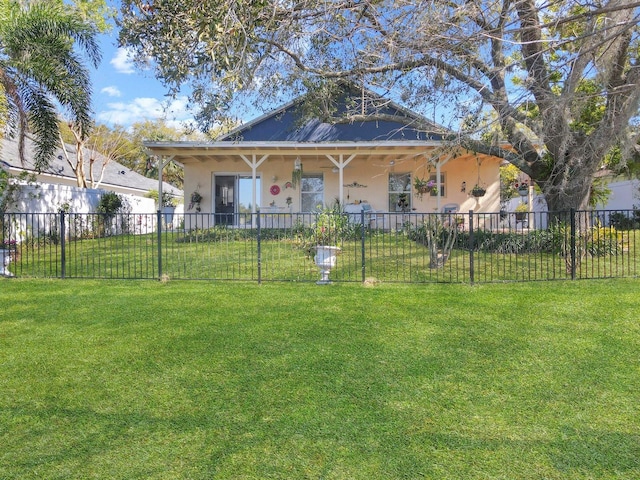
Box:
[219, 85, 449, 143]
[145, 86, 456, 164]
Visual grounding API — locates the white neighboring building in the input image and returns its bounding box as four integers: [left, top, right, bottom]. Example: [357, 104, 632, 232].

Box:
[1, 135, 182, 213]
[503, 175, 639, 230]
[602, 178, 639, 211]
[12, 183, 155, 215]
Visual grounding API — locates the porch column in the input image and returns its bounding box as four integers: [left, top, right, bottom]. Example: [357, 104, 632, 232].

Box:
[157, 155, 175, 209]
[240, 154, 269, 214]
[326, 153, 357, 205]
[434, 153, 454, 213]
[435, 162, 441, 212]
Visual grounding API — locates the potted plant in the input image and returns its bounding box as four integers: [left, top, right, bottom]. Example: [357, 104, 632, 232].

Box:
[414, 177, 436, 199]
[188, 191, 203, 212]
[312, 207, 343, 284]
[516, 181, 529, 197]
[0, 239, 16, 277]
[160, 192, 178, 226]
[515, 202, 529, 221]
[471, 185, 486, 197]
[397, 192, 410, 212]
[291, 158, 303, 189]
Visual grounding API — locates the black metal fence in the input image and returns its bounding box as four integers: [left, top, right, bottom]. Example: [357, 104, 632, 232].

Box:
[1, 209, 638, 283]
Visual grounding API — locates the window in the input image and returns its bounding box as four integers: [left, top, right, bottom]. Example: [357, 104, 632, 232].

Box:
[301, 174, 324, 212]
[429, 173, 446, 197]
[389, 173, 411, 212]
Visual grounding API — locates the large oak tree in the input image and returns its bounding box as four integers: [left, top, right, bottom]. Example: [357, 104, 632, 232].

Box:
[119, 0, 640, 211]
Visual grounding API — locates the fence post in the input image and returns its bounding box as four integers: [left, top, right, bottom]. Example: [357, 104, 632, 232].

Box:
[468, 210, 475, 284]
[361, 210, 366, 283]
[157, 210, 163, 279]
[257, 210, 262, 284]
[59, 210, 66, 279]
[570, 208, 576, 280]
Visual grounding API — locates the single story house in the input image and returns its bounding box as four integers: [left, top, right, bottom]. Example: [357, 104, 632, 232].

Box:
[146, 86, 503, 229]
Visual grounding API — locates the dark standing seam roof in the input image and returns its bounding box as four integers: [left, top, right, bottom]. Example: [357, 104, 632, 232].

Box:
[220, 88, 448, 143]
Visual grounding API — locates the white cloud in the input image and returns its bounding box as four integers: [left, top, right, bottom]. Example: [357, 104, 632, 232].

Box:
[100, 86, 122, 97]
[96, 96, 194, 128]
[110, 47, 136, 74]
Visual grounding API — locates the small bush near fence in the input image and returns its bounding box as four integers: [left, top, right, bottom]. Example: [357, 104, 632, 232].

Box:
[609, 209, 640, 230]
[448, 225, 626, 256]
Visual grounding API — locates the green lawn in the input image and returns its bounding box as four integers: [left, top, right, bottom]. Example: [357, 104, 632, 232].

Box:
[11, 228, 640, 282]
[1, 279, 638, 478]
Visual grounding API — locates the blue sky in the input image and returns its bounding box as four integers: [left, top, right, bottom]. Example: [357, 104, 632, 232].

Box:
[90, 28, 193, 130]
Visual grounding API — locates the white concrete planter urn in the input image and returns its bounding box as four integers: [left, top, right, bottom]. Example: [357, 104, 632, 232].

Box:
[0, 248, 14, 277]
[314, 245, 341, 284]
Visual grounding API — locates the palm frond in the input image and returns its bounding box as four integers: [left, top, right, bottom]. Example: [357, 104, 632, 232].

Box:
[0, 1, 100, 168]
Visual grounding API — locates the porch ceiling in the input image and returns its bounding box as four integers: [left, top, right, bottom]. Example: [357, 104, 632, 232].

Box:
[144, 140, 459, 165]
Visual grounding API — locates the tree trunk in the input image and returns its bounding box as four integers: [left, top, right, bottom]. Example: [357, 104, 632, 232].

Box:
[75, 146, 87, 188]
[542, 183, 590, 214]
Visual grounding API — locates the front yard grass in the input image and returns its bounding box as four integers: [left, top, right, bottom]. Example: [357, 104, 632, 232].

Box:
[1, 279, 639, 479]
[11, 228, 640, 282]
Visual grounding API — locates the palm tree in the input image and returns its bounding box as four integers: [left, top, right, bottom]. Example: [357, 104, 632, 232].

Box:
[0, 1, 101, 170]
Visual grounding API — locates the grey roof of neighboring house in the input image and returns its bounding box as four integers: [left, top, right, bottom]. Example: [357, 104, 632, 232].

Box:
[0, 134, 181, 197]
[219, 84, 451, 143]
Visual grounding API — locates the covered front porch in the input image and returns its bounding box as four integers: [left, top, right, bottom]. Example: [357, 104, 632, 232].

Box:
[148, 140, 501, 229]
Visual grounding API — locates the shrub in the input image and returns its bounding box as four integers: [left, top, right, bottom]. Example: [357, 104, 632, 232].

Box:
[402, 215, 459, 268]
[609, 211, 637, 230]
[97, 192, 123, 216]
[147, 190, 178, 207]
[587, 226, 625, 256]
[455, 227, 566, 255]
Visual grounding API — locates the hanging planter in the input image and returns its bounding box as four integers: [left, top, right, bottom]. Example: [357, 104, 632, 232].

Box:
[471, 185, 486, 197]
[397, 192, 410, 212]
[188, 191, 203, 212]
[291, 158, 303, 189]
[470, 156, 487, 198]
[414, 177, 436, 200]
[516, 182, 529, 197]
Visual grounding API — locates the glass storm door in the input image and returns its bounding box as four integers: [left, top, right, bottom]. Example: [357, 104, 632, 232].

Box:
[214, 175, 260, 225]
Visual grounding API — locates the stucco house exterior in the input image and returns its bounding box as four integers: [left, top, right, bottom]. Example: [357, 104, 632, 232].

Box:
[146, 88, 504, 228]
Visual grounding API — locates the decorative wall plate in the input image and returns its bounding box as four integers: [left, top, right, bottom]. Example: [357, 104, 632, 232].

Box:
[270, 185, 281, 195]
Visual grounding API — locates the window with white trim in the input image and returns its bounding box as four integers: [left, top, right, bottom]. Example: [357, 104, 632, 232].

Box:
[389, 173, 411, 212]
[429, 173, 446, 197]
[301, 174, 324, 212]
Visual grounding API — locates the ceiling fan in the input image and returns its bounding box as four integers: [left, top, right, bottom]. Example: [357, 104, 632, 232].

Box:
[370, 159, 414, 179]
[319, 165, 353, 173]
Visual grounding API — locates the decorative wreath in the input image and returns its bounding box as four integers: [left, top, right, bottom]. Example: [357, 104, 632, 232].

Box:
[270, 185, 281, 195]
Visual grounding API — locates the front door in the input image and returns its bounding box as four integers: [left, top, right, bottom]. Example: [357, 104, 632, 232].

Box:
[214, 175, 260, 226]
